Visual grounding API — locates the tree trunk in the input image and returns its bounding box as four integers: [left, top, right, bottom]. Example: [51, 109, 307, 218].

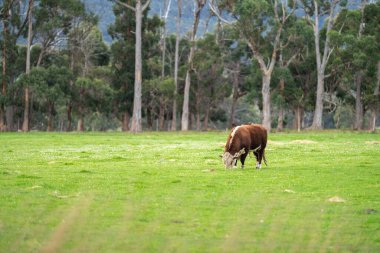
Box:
[247, 25, 282, 132]
[294, 106, 303, 132]
[262, 74, 271, 132]
[277, 79, 285, 132]
[77, 110, 84, 131]
[130, 0, 145, 133]
[354, 71, 364, 130]
[122, 111, 130, 131]
[67, 104, 72, 131]
[47, 102, 54, 131]
[277, 108, 284, 132]
[181, 0, 205, 131]
[146, 108, 153, 130]
[369, 61, 380, 132]
[159, 99, 165, 131]
[77, 89, 84, 131]
[113, 0, 151, 131]
[22, 0, 33, 132]
[182, 71, 191, 131]
[0, 109, 5, 131]
[311, 72, 324, 129]
[6, 106, 14, 131]
[161, 0, 171, 78]
[310, 0, 336, 130]
[228, 63, 242, 128]
[0, 5, 9, 131]
[196, 95, 201, 131]
[171, 0, 181, 131]
[369, 111, 377, 132]
[0, 44, 6, 131]
[36, 48, 46, 67]
[229, 95, 238, 129]
[202, 105, 209, 131]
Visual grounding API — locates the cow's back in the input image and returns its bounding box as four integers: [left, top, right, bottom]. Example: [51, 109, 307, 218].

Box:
[246, 124, 267, 150]
[225, 124, 266, 154]
[225, 126, 250, 154]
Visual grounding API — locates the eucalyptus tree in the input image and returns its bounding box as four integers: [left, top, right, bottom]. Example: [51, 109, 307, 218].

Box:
[111, 0, 151, 133]
[171, 0, 182, 130]
[328, 1, 379, 130]
[143, 77, 175, 130]
[288, 49, 316, 131]
[210, 0, 296, 132]
[161, 0, 172, 78]
[363, 2, 380, 132]
[0, 0, 30, 130]
[275, 17, 313, 131]
[33, 0, 86, 67]
[108, 2, 136, 131]
[181, 0, 206, 131]
[13, 64, 72, 131]
[69, 23, 110, 131]
[74, 69, 113, 131]
[300, 0, 346, 129]
[192, 33, 229, 130]
[21, 0, 34, 132]
[218, 26, 249, 128]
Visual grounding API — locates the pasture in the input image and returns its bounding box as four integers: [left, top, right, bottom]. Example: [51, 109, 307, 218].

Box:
[0, 131, 379, 252]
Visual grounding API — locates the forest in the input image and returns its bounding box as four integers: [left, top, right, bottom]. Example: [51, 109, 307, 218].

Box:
[0, 0, 379, 132]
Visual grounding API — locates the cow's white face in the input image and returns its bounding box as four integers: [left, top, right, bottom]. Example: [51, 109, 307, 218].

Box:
[222, 152, 236, 168]
[222, 148, 246, 169]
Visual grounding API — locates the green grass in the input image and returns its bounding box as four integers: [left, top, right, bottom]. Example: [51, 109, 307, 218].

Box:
[1, 131, 379, 253]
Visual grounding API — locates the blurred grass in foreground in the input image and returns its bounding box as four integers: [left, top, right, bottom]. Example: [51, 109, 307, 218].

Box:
[0, 131, 379, 252]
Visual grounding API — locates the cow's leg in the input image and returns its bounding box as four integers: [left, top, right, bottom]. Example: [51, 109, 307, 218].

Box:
[253, 151, 260, 169]
[256, 151, 263, 169]
[240, 152, 248, 169]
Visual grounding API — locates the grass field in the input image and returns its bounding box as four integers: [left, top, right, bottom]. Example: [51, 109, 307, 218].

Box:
[1, 131, 379, 253]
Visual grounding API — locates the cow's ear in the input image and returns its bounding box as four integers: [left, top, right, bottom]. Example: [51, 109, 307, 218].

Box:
[219, 154, 223, 158]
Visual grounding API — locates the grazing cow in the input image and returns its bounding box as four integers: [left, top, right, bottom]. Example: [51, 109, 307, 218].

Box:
[222, 124, 267, 169]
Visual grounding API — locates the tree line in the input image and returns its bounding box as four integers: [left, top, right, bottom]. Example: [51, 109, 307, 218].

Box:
[0, 0, 379, 132]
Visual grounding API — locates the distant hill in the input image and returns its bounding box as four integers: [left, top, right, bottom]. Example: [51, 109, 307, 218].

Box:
[83, 0, 217, 44]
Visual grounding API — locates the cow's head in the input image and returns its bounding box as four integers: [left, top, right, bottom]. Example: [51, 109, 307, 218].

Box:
[221, 148, 245, 168]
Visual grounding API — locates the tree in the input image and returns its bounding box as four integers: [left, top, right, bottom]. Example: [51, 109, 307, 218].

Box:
[33, 0, 86, 67]
[329, 1, 379, 130]
[363, 2, 380, 132]
[171, 0, 182, 131]
[160, 0, 172, 78]
[211, 0, 296, 132]
[69, 22, 110, 131]
[181, 0, 206, 131]
[0, 0, 30, 130]
[193, 33, 229, 130]
[288, 54, 316, 131]
[218, 27, 249, 128]
[112, 0, 151, 133]
[143, 77, 175, 130]
[22, 0, 34, 132]
[275, 17, 311, 131]
[300, 0, 345, 129]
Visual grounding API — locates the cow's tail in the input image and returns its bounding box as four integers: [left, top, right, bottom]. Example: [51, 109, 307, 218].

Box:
[263, 151, 267, 166]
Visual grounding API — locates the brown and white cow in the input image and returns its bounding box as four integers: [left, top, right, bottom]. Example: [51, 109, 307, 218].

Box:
[222, 124, 267, 169]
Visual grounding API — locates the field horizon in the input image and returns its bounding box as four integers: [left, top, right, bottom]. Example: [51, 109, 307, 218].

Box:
[1, 131, 379, 252]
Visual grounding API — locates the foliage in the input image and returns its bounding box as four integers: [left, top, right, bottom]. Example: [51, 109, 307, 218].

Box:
[1, 0, 379, 131]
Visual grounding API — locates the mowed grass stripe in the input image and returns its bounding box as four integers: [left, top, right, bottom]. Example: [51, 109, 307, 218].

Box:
[0, 131, 379, 252]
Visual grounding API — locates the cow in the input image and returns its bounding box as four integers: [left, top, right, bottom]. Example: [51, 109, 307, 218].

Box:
[221, 124, 268, 169]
